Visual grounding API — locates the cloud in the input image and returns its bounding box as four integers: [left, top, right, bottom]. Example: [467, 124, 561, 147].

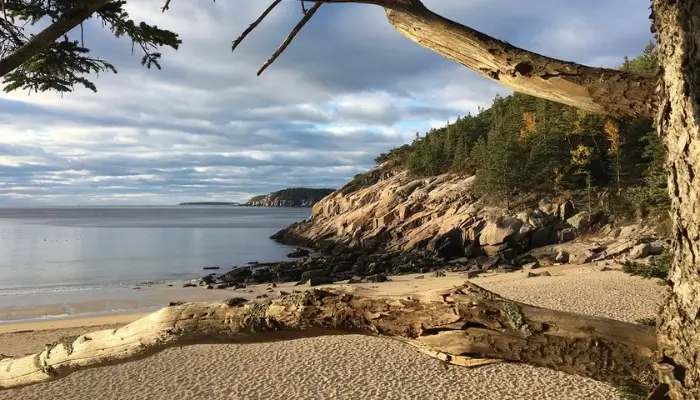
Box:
[0, 0, 654, 204]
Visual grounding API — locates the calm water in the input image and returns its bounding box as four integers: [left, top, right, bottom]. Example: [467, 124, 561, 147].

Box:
[0, 206, 309, 296]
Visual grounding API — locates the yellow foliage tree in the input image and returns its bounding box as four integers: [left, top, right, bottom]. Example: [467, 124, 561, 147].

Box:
[571, 144, 594, 213]
[571, 109, 588, 135]
[519, 112, 537, 142]
[604, 119, 622, 193]
[570, 144, 593, 166]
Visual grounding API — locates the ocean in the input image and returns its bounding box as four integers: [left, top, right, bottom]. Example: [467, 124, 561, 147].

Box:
[0, 206, 309, 321]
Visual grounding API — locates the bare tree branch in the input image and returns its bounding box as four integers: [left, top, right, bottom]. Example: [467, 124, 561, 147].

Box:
[0, 0, 111, 78]
[231, 0, 284, 52]
[0, 283, 657, 392]
[223, 0, 656, 119]
[257, 1, 322, 76]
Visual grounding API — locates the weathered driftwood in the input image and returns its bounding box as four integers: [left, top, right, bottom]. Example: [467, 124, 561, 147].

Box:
[0, 282, 656, 391]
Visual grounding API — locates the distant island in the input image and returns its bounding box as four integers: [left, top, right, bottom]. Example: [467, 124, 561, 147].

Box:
[179, 202, 240, 206]
[245, 188, 335, 207]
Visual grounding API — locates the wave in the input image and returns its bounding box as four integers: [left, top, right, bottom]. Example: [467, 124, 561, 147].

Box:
[0, 277, 198, 297]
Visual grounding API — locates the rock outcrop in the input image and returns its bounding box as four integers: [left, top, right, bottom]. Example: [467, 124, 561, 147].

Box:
[272, 169, 602, 260]
[245, 187, 335, 207]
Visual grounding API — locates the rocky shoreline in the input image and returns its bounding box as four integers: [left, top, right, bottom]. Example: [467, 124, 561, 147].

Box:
[190, 216, 669, 293]
[185, 169, 670, 293]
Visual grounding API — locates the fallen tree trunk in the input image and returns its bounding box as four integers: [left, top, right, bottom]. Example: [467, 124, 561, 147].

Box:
[0, 282, 656, 391]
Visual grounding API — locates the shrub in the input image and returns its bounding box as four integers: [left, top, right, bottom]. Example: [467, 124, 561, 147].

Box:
[621, 250, 671, 279]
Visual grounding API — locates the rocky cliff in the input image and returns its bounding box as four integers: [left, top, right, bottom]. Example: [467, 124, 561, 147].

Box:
[245, 187, 335, 207]
[272, 167, 612, 259]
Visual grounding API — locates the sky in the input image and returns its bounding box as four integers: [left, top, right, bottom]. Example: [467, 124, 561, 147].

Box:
[0, 0, 653, 205]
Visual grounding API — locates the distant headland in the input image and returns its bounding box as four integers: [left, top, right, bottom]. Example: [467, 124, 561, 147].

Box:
[244, 187, 335, 207]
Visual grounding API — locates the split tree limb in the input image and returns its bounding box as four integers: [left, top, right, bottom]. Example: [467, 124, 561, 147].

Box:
[0, 282, 656, 392]
[0, 0, 111, 78]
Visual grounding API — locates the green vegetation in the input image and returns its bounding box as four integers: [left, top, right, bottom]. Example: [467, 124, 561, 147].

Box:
[374, 41, 666, 217]
[618, 386, 649, 400]
[245, 187, 335, 207]
[635, 317, 657, 327]
[1, 1, 181, 94]
[621, 250, 671, 280]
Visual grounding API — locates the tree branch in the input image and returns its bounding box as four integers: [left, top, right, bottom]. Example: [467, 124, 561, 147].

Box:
[0, 282, 656, 392]
[224, 0, 656, 119]
[257, 1, 322, 76]
[231, 0, 284, 52]
[384, 5, 657, 119]
[0, 0, 112, 78]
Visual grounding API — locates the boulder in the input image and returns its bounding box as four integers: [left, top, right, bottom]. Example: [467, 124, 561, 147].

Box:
[475, 256, 500, 271]
[571, 250, 596, 264]
[513, 253, 537, 267]
[215, 282, 234, 289]
[648, 242, 665, 255]
[480, 217, 523, 246]
[529, 208, 553, 229]
[287, 248, 311, 258]
[522, 261, 540, 270]
[365, 273, 389, 283]
[555, 251, 570, 264]
[608, 227, 622, 239]
[558, 228, 576, 243]
[247, 268, 274, 284]
[566, 212, 592, 231]
[464, 270, 480, 279]
[530, 226, 555, 248]
[305, 277, 334, 287]
[200, 274, 216, 285]
[607, 240, 636, 257]
[618, 225, 639, 238]
[630, 243, 651, 259]
[219, 267, 253, 283]
[182, 283, 197, 288]
[527, 271, 552, 278]
[426, 228, 465, 258]
[482, 244, 508, 256]
[300, 269, 330, 281]
[558, 200, 576, 220]
[432, 270, 446, 278]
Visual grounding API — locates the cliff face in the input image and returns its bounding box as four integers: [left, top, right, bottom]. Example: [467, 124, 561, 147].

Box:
[272, 168, 598, 258]
[245, 188, 335, 207]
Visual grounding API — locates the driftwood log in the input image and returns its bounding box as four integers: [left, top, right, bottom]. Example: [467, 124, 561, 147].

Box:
[0, 282, 656, 392]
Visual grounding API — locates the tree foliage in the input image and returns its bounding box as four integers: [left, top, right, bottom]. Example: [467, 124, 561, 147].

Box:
[377, 43, 666, 215]
[0, 0, 181, 93]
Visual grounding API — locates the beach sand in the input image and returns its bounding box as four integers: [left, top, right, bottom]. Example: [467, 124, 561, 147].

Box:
[0, 264, 667, 400]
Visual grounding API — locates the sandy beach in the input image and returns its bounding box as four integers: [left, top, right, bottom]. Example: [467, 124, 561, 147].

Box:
[0, 264, 667, 400]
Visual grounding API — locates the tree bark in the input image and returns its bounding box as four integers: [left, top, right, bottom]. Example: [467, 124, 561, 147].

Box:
[0, 283, 656, 391]
[652, 1, 700, 399]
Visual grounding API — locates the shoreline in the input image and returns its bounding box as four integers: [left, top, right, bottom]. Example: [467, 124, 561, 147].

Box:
[0, 265, 667, 400]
